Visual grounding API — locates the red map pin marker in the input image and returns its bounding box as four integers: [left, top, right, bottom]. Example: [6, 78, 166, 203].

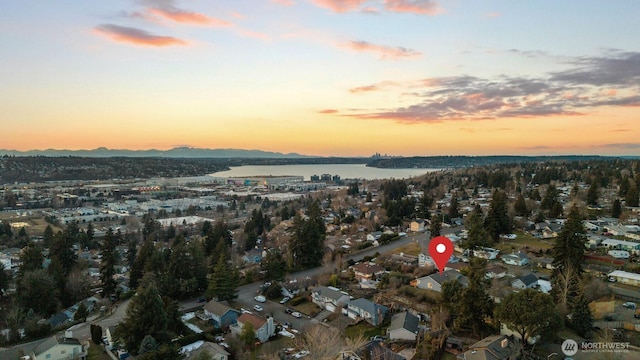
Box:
[428, 236, 454, 274]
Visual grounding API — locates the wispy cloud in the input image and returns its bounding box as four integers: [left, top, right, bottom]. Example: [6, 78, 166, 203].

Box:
[333, 51, 640, 123]
[94, 24, 187, 46]
[272, 0, 295, 5]
[148, 7, 231, 26]
[383, 0, 441, 15]
[318, 109, 338, 114]
[598, 143, 640, 149]
[311, 0, 368, 13]
[343, 40, 422, 60]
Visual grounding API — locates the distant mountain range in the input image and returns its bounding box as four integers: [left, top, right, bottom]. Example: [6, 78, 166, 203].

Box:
[0, 147, 313, 158]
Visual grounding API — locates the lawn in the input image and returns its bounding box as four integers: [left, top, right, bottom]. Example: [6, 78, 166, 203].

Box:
[495, 231, 553, 253]
[391, 242, 421, 256]
[291, 300, 321, 317]
[344, 322, 386, 340]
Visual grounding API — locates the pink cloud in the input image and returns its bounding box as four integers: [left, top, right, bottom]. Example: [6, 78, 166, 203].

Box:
[384, 0, 441, 15]
[344, 40, 422, 60]
[312, 0, 367, 13]
[94, 24, 187, 47]
[149, 7, 232, 27]
[318, 109, 338, 114]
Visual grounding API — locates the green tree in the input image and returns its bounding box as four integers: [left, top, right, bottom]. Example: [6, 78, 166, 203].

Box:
[74, 302, 89, 322]
[347, 181, 359, 196]
[485, 190, 511, 242]
[18, 269, 59, 316]
[261, 249, 287, 282]
[552, 205, 586, 309]
[0, 269, 9, 299]
[570, 293, 593, 337]
[416, 195, 432, 220]
[20, 241, 44, 274]
[541, 184, 559, 212]
[463, 205, 490, 251]
[290, 201, 326, 269]
[138, 335, 158, 355]
[626, 183, 639, 207]
[495, 289, 560, 346]
[100, 228, 117, 298]
[429, 214, 442, 238]
[116, 281, 168, 355]
[204, 220, 232, 257]
[129, 237, 155, 291]
[448, 195, 460, 219]
[586, 180, 599, 205]
[611, 199, 622, 218]
[240, 322, 256, 347]
[514, 194, 529, 217]
[206, 251, 238, 302]
[43, 224, 54, 249]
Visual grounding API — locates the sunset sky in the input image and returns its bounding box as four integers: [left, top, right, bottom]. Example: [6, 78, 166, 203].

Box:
[1, 0, 639, 157]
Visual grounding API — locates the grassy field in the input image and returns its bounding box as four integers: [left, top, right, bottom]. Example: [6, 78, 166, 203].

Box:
[391, 242, 421, 256]
[0, 213, 63, 236]
[494, 231, 553, 253]
[344, 321, 386, 340]
[291, 300, 321, 317]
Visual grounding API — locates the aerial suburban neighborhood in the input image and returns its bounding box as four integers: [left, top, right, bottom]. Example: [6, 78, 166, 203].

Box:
[1, 156, 640, 359]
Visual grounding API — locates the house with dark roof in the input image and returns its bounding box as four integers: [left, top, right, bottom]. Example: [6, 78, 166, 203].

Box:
[28, 335, 87, 360]
[180, 340, 230, 360]
[230, 313, 275, 343]
[387, 311, 419, 341]
[311, 285, 350, 313]
[413, 270, 468, 293]
[48, 312, 69, 327]
[501, 252, 529, 267]
[352, 262, 385, 282]
[203, 300, 240, 329]
[511, 273, 538, 290]
[457, 335, 518, 360]
[346, 298, 389, 326]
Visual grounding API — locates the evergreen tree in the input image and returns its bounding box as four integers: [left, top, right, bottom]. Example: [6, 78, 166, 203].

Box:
[0, 269, 10, 299]
[261, 249, 287, 282]
[514, 194, 529, 217]
[205, 250, 238, 302]
[429, 214, 441, 238]
[100, 228, 117, 298]
[290, 201, 326, 269]
[463, 205, 490, 251]
[448, 195, 460, 219]
[74, 302, 89, 322]
[484, 190, 511, 242]
[626, 183, 639, 207]
[586, 180, 599, 205]
[611, 199, 622, 218]
[204, 220, 232, 257]
[129, 238, 155, 291]
[541, 184, 559, 212]
[116, 281, 168, 355]
[43, 224, 54, 249]
[48, 229, 78, 306]
[347, 181, 359, 196]
[18, 269, 59, 316]
[570, 293, 593, 337]
[416, 195, 432, 220]
[20, 241, 44, 274]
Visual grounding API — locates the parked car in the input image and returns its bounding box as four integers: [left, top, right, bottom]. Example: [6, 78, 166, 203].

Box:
[280, 297, 291, 304]
[254, 295, 266, 303]
[254, 305, 263, 312]
[622, 302, 636, 309]
[291, 311, 302, 318]
[284, 308, 293, 314]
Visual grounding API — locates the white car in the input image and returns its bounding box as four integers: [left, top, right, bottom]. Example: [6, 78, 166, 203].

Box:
[254, 305, 263, 312]
[280, 297, 291, 304]
[291, 311, 302, 318]
[254, 295, 266, 303]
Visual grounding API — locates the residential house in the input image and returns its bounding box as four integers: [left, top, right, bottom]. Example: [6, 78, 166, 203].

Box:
[203, 300, 240, 329]
[180, 340, 230, 360]
[413, 270, 468, 293]
[48, 312, 69, 328]
[511, 273, 538, 290]
[485, 265, 507, 279]
[389, 253, 418, 267]
[352, 263, 385, 282]
[601, 238, 640, 255]
[457, 335, 518, 360]
[608, 270, 640, 287]
[340, 341, 406, 360]
[387, 311, 419, 341]
[531, 257, 555, 270]
[501, 252, 529, 266]
[104, 325, 117, 349]
[312, 286, 350, 313]
[536, 222, 562, 239]
[27, 334, 88, 360]
[410, 219, 426, 232]
[345, 298, 389, 326]
[366, 231, 382, 242]
[230, 313, 275, 343]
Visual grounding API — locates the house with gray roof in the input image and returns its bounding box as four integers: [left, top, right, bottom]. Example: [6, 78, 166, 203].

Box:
[457, 335, 518, 360]
[346, 298, 388, 326]
[387, 311, 419, 341]
[311, 285, 350, 313]
[413, 270, 468, 293]
[28, 335, 87, 360]
[203, 300, 240, 329]
[511, 273, 538, 290]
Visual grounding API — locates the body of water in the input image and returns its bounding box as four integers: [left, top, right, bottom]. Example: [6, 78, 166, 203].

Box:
[209, 164, 440, 181]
